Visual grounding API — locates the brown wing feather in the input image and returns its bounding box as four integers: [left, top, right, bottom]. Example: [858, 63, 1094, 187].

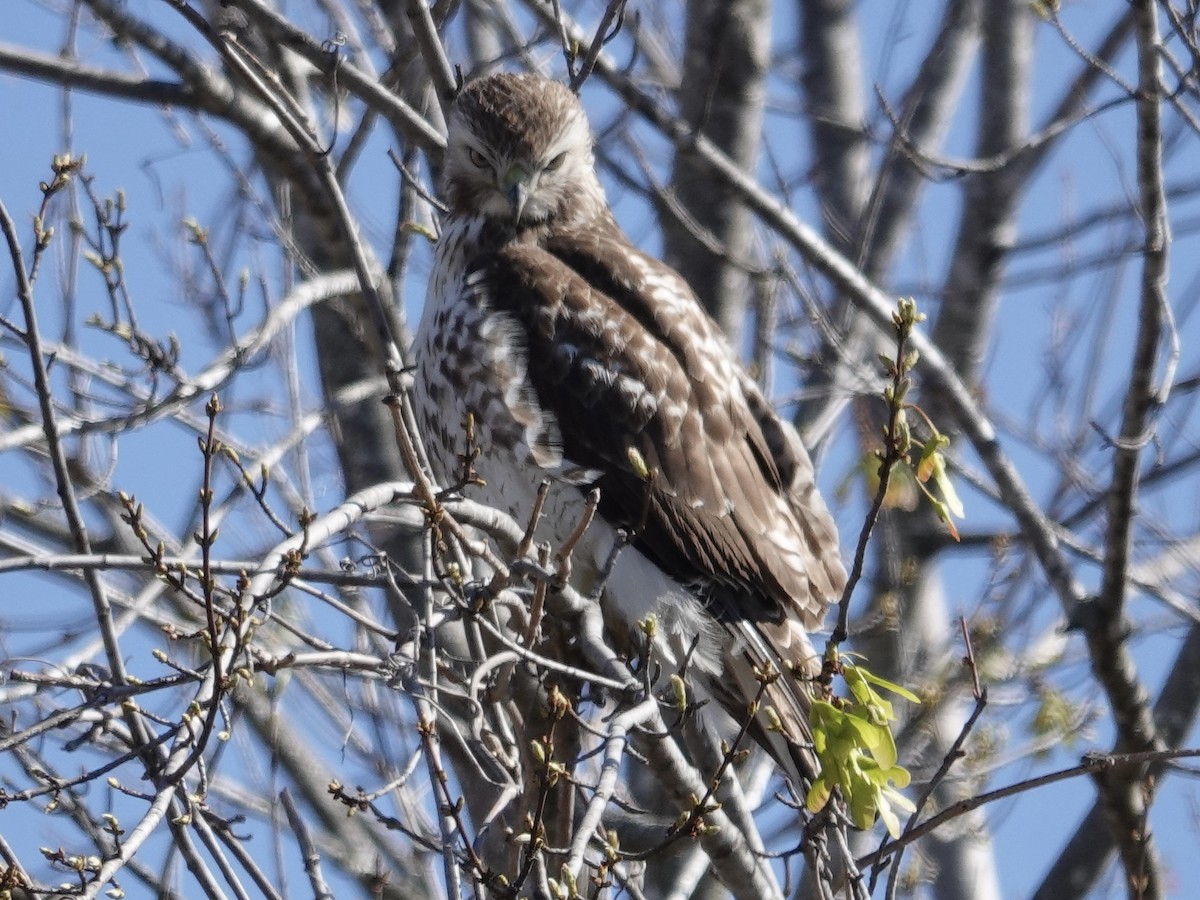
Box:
[480, 227, 845, 634]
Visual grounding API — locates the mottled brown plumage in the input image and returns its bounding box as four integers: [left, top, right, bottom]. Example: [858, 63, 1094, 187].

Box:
[413, 72, 845, 785]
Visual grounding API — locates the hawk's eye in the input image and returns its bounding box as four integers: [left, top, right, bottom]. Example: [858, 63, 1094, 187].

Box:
[544, 152, 567, 172]
[467, 148, 490, 169]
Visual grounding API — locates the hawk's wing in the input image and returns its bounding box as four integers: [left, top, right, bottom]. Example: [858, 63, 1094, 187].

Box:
[480, 226, 845, 636]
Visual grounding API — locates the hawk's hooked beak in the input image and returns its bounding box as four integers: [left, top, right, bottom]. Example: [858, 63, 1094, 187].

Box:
[502, 164, 533, 224]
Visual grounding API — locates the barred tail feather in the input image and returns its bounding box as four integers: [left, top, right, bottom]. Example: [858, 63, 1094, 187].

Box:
[713, 619, 824, 791]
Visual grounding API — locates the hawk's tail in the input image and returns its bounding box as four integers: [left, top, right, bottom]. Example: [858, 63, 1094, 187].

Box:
[716, 618, 825, 791]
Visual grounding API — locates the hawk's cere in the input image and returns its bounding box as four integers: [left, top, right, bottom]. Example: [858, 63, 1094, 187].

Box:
[412, 72, 846, 785]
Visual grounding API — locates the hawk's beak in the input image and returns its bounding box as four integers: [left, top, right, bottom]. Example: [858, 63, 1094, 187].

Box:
[502, 164, 533, 224]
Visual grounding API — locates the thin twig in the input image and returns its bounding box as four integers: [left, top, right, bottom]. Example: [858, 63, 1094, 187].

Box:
[281, 788, 334, 900]
[1, 174, 128, 686]
[830, 299, 920, 647]
[227, 0, 446, 154]
[569, 0, 630, 92]
[878, 618, 987, 896]
[858, 747, 1200, 873]
[403, 0, 458, 113]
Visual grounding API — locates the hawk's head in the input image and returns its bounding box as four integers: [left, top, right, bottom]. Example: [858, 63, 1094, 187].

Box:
[444, 73, 606, 228]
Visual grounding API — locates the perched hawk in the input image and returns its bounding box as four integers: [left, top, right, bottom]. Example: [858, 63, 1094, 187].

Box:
[412, 72, 846, 786]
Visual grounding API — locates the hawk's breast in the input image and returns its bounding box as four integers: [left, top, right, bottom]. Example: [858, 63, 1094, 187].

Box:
[414, 218, 568, 484]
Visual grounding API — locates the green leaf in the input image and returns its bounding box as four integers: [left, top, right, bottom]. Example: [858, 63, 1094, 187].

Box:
[929, 452, 965, 518]
[805, 776, 833, 814]
[915, 433, 948, 482]
[844, 714, 898, 769]
[808, 664, 920, 830]
[925, 493, 962, 542]
[848, 664, 922, 705]
[913, 435, 965, 540]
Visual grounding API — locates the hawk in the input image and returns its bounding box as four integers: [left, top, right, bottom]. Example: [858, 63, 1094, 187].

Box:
[412, 72, 846, 786]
